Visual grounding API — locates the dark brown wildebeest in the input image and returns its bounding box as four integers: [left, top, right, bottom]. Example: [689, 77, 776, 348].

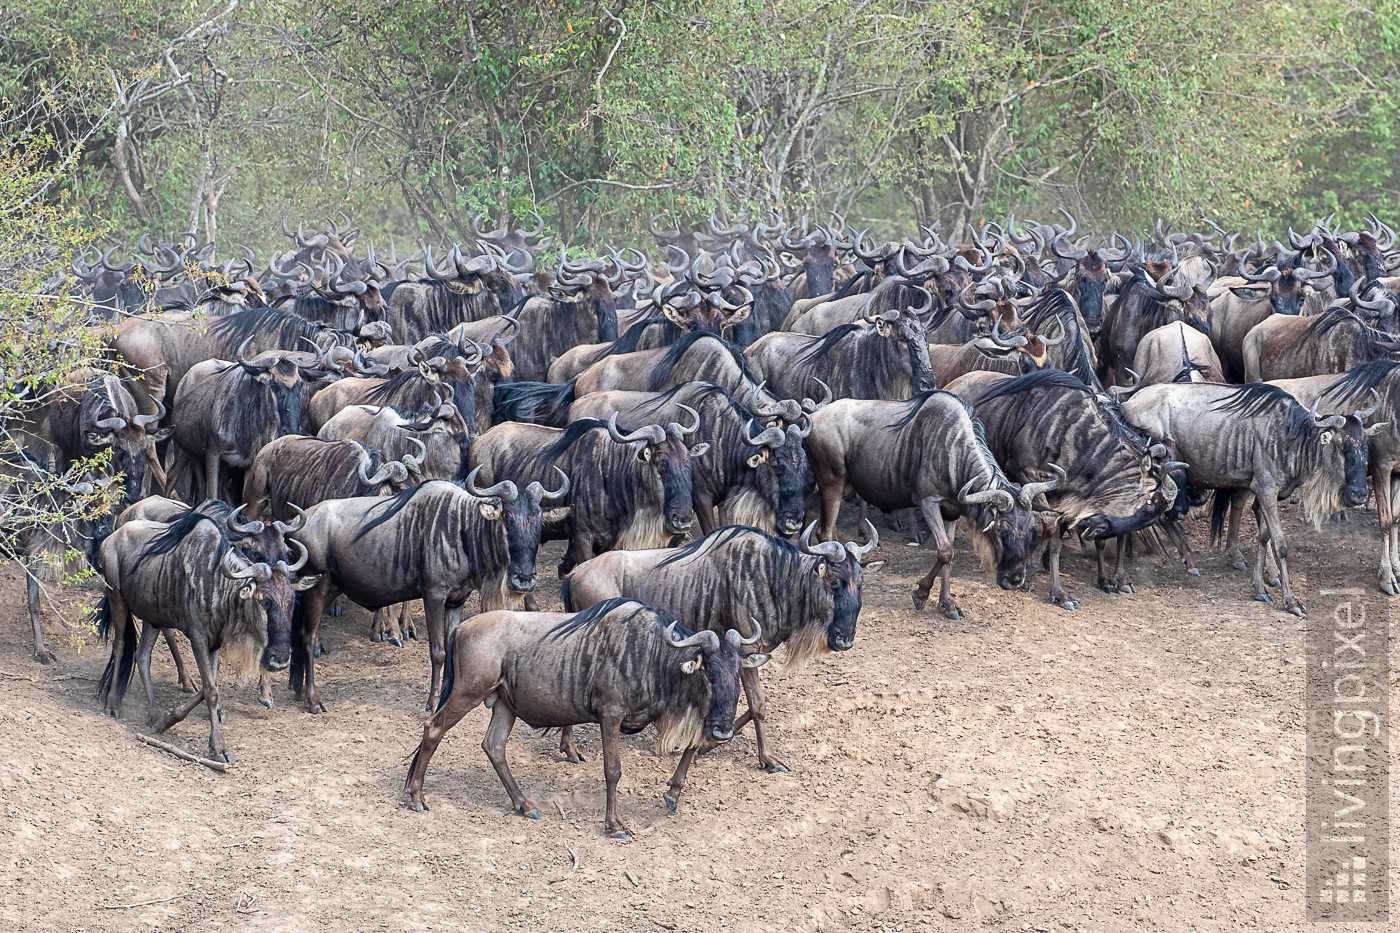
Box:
[1048, 232, 1127, 337]
[289, 472, 568, 711]
[746, 302, 936, 401]
[1121, 382, 1374, 615]
[509, 263, 620, 382]
[468, 413, 704, 574]
[949, 369, 1176, 610]
[567, 382, 812, 535]
[561, 526, 879, 772]
[804, 393, 1053, 618]
[95, 505, 318, 761]
[167, 341, 318, 503]
[404, 598, 767, 838]
[1132, 321, 1226, 385]
[1243, 299, 1400, 382]
[318, 403, 468, 481]
[42, 369, 168, 506]
[1098, 267, 1210, 387]
[383, 247, 529, 343]
[1270, 362, 1400, 593]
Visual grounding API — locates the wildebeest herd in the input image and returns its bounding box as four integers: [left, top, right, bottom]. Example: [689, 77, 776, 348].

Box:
[9, 209, 1399, 837]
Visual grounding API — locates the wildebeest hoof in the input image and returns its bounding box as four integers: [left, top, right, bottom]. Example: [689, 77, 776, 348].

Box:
[326, 602, 341, 618]
[520, 808, 542, 820]
[1267, 577, 1281, 588]
[665, 795, 678, 813]
[941, 606, 961, 621]
[1288, 605, 1306, 617]
[32, 647, 56, 664]
[211, 750, 232, 764]
[764, 762, 790, 774]
[410, 800, 427, 814]
[371, 631, 385, 643]
[1099, 584, 1115, 594]
[1380, 581, 1398, 596]
[1118, 583, 1135, 595]
[911, 592, 928, 610]
[1056, 599, 1080, 611]
[1232, 560, 1248, 571]
[390, 637, 404, 648]
[1187, 568, 1202, 577]
[259, 697, 274, 710]
[313, 643, 330, 658]
[610, 829, 631, 840]
[309, 702, 326, 714]
[179, 682, 197, 694]
[215, 705, 225, 723]
[1255, 593, 1272, 603]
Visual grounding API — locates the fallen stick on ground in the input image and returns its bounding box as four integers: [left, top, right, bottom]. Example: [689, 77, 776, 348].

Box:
[135, 733, 231, 772]
[0, 670, 35, 681]
[99, 892, 186, 910]
[549, 844, 579, 884]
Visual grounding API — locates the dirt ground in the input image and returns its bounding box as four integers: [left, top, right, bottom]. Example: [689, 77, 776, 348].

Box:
[1, 501, 1396, 932]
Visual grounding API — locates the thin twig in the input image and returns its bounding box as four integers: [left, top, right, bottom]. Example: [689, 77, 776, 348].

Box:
[99, 892, 186, 910]
[549, 844, 579, 884]
[625, 870, 641, 887]
[135, 733, 231, 772]
[553, 800, 568, 820]
[0, 670, 35, 681]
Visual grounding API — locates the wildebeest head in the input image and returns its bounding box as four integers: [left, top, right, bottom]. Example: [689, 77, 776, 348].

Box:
[81, 375, 169, 505]
[1232, 254, 1335, 316]
[607, 409, 708, 535]
[221, 505, 319, 671]
[464, 466, 571, 594]
[959, 467, 1061, 590]
[664, 620, 767, 743]
[239, 346, 310, 437]
[742, 420, 813, 536]
[864, 302, 937, 394]
[798, 521, 883, 652]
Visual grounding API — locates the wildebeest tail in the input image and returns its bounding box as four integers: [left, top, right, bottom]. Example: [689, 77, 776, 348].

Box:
[288, 593, 309, 695]
[1210, 490, 1232, 546]
[492, 380, 575, 426]
[94, 596, 137, 705]
[558, 574, 574, 612]
[435, 622, 461, 712]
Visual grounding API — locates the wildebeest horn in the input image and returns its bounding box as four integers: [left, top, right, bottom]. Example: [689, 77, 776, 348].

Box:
[219, 551, 272, 583]
[989, 321, 1028, 349]
[525, 466, 570, 502]
[958, 478, 1015, 512]
[798, 521, 847, 561]
[358, 446, 407, 486]
[668, 403, 701, 437]
[1038, 316, 1066, 347]
[235, 335, 276, 372]
[744, 418, 786, 448]
[789, 419, 811, 441]
[132, 396, 166, 431]
[273, 504, 309, 535]
[801, 378, 834, 413]
[1163, 461, 1190, 472]
[663, 622, 720, 651]
[401, 436, 428, 473]
[1352, 280, 1395, 315]
[845, 520, 879, 560]
[463, 465, 519, 502]
[1308, 396, 1347, 430]
[423, 246, 450, 280]
[731, 618, 763, 647]
[606, 413, 666, 446]
[94, 415, 126, 432]
[275, 539, 311, 575]
[1352, 388, 1382, 420]
[1019, 463, 1067, 506]
[226, 504, 265, 536]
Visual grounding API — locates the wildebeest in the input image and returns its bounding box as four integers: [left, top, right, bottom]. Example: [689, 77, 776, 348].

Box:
[318, 402, 468, 481]
[1120, 382, 1375, 614]
[1242, 305, 1400, 382]
[289, 473, 568, 711]
[468, 413, 704, 574]
[566, 382, 812, 535]
[1099, 268, 1210, 387]
[404, 598, 767, 838]
[94, 505, 318, 761]
[242, 436, 424, 522]
[949, 370, 1175, 609]
[804, 393, 1054, 617]
[506, 268, 620, 382]
[780, 276, 930, 336]
[1132, 321, 1226, 385]
[745, 304, 936, 401]
[167, 341, 316, 503]
[383, 248, 528, 343]
[561, 526, 879, 771]
[306, 342, 486, 436]
[42, 369, 168, 506]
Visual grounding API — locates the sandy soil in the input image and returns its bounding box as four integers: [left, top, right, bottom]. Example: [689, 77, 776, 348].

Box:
[0, 501, 1396, 932]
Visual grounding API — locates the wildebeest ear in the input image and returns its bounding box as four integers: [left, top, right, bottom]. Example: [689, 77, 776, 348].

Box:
[149, 427, 174, 443]
[1365, 421, 1390, 436]
[238, 583, 256, 600]
[746, 451, 768, 468]
[254, 371, 274, 384]
[478, 502, 503, 520]
[689, 442, 710, 459]
[813, 560, 829, 578]
[741, 653, 770, 668]
[542, 506, 572, 523]
[680, 657, 703, 674]
[861, 559, 886, 576]
[292, 574, 321, 591]
[875, 320, 892, 337]
[638, 446, 654, 463]
[1318, 430, 1335, 445]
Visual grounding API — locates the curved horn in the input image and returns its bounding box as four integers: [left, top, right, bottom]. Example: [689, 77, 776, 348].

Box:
[801, 377, 834, 413]
[606, 412, 665, 446]
[274, 539, 311, 575]
[663, 622, 721, 651]
[958, 478, 1015, 511]
[401, 436, 428, 473]
[272, 504, 309, 535]
[226, 503, 266, 536]
[668, 403, 701, 437]
[538, 466, 570, 501]
[131, 396, 167, 431]
[1018, 463, 1067, 506]
[743, 418, 787, 448]
[798, 521, 848, 561]
[845, 520, 879, 560]
[1352, 388, 1382, 421]
[463, 465, 519, 502]
[357, 446, 406, 486]
[219, 550, 271, 582]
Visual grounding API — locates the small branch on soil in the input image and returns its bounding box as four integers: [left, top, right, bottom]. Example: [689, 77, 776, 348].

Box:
[625, 870, 641, 887]
[549, 844, 579, 884]
[136, 733, 231, 772]
[99, 892, 186, 910]
[553, 800, 568, 820]
[0, 670, 35, 681]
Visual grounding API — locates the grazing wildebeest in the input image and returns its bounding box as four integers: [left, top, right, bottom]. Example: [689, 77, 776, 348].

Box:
[1132, 321, 1226, 385]
[949, 370, 1175, 610]
[804, 393, 1053, 617]
[318, 402, 468, 481]
[289, 472, 568, 711]
[1269, 361, 1400, 593]
[167, 341, 316, 502]
[404, 598, 767, 838]
[1120, 382, 1374, 614]
[560, 525, 880, 771]
[42, 370, 168, 505]
[468, 413, 703, 574]
[566, 382, 812, 535]
[95, 506, 318, 761]
[1243, 305, 1400, 382]
[745, 303, 936, 401]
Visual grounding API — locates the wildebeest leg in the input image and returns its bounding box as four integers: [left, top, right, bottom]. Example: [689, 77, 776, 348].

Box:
[599, 715, 632, 838]
[298, 581, 331, 713]
[204, 451, 223, 505]
[1256, 492, 1303, 615]
[911, 498, 957, 618]
[163, 631, 197, 693]
[694, 489, 718, 535]
[1046, 529, 1080, 610]
[558, 726, 585, 763]
[818, 482, 845, 542]
[1253, 502, 1281, 588]
[101, 593, 132, 717]
[422, 594, 449, 711]
[258, 671, 274, 709]
[1094, 540, 1114, 593]
[937, 520, 959, 610]
[664, 746, 700, 813]
[1373, 463, 1398, 594]
[149, 635, 217, 739]
[559, 531, 592, 576]
[1112, 535, 1134, 594]
[733, 666, 787, 773]
[405, 680, 487, 813]
[134, 621, 162, 726]
[165, 447, 190, 498]
[25, 568, 55, 663]
[400, 601, 417, 640]
[1164, 518, 1200, 576]
[187, 634, 231, 762]
[1225, 491, 1250, 570]
[481, 701, 540, 820]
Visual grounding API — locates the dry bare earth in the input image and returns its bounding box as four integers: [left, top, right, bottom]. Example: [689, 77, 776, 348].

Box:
[1, 501, 1397, 932]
